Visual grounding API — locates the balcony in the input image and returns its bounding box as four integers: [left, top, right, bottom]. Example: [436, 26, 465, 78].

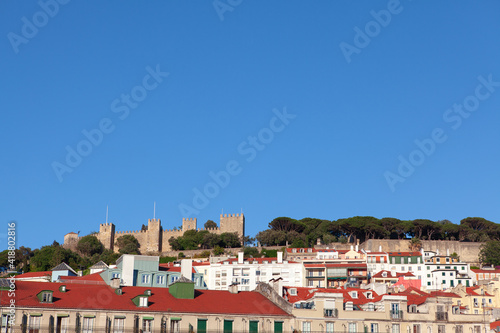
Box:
[390, 310, 403, 320]
[436, 312, 448, 321]
[324, 308, 338, 318]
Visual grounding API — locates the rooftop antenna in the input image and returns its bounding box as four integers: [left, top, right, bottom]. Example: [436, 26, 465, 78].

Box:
[154, 201, 156, 219]
[106, 205, 109, 223]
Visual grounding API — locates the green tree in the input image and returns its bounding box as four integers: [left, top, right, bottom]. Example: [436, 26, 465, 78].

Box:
[77, 235, 104, 257]
[408, 238, 422, 252]
[212, 246, 224, 256]
[220, 232, 241, 248]
[479, 241, 500, 267]
[204, 220, 218, 229]
[243, 247, 260, 258]
[115, 235, 141, 255]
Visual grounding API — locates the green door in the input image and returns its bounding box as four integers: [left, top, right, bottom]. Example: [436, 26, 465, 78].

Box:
[274, 321, 283, 333]
[197, 319, 207, 333]
[224, 320, 233, 333]
[250, 321, 258, 333]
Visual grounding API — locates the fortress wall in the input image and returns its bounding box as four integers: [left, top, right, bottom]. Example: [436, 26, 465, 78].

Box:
[360, 239, 483, 264]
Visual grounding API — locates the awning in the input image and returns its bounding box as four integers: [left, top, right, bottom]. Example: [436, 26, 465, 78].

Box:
[143, 317, 154, 320]
[170, 317, 182, 321]
[57, 314, 69, 318]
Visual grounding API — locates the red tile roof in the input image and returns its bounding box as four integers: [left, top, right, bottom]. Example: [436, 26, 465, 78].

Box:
[388, 252, 422, 256]
[472, 269, 500, 274]
[218, 258, 298, 264]
[429, 291, 460, 298]
[14, 271, 51, 279]
[159, 263, 197, 273]
[466, 286, 493, 297]
[2, 281, 290, 316]
[490, 321, 500, 331]
[283, 286, 382, 307]
[325, 263, 367, 268]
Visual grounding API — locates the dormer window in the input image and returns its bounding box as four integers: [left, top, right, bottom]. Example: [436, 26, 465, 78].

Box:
[382, 272, 387, 277]
[292, 249, 297, 253]
[351, 291, 358, 298]
[42, 292, 52, 303]
[37, 290, 53, 303]
[139, 296, 148, 307]
[289, 288, 297, 296]
[366, 292, 372, 299]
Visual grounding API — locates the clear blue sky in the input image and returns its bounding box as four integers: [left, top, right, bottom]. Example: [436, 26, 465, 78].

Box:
[1, 1, 499, 250]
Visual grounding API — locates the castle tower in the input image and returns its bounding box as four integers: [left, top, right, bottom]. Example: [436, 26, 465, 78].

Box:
[98, 223, 115, 251]
[219, 213, 245, 240]
[182, 218, 197, 231]
[147, 218, 162, 253]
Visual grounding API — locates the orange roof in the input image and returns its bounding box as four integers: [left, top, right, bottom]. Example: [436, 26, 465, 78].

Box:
[388, 252, 422, 256]
[14, 271, 51, 279]
[1, 281, 290, 316]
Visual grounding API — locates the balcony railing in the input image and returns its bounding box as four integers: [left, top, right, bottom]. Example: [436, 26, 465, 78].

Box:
[390, 310, 403, 320]
[436, 312, 448, 321]
[324, 308, 339, 318]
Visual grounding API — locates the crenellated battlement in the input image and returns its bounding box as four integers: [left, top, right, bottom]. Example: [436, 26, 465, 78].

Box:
[63, 211, 244, 253]
[220, 213, 242, 218]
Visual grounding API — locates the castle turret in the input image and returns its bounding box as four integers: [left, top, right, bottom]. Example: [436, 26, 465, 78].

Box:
[219, 213, 245, 241]
[98, 222, 115, 251]
[146, 218, 162, 253]
[182, 218, 197, 231]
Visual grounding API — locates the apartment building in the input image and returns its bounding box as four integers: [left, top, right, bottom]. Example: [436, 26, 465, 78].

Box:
[0, 280, 292, 333]
[207, 252, 303, 291]
[283, 285, 488, 333]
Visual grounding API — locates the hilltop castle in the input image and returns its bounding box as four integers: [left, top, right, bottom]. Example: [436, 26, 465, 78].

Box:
[63, 213, 245, 254]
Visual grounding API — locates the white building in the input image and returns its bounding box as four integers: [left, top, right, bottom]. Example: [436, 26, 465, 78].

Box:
[207, 252, 303, 291]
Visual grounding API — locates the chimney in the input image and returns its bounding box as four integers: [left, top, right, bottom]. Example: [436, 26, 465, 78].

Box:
[355, 244, 359, 252]
[277, 251, 283, 264]
[391, 271, 396, 277]
[110, 278, 121, 289]
[350, 245, 354, 251]
[379, 245, 382, 252]
[446, 249, 450, 256]
[181, 259, 192, 280]
[238, 252, 244, 264]
[229, 283, 239, 294]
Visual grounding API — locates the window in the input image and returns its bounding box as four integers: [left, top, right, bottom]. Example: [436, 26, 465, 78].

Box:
[82, 317, 94, 333]
[249, 321, 258, 333]
[349, 323, 356, 333]
[392, 324, 400, 333]
[302, 322, 311, 333]
[156, 275, 164, 284]
[409, 305, 417, 313]
[29, 316, 41, 333]
[56, 316, 68, 333]
[112, 273, 120, 279]
[289, 288, 297, 296]
[473, 326, 480, 333]
[142, 274, 150, 284]
[113, 318, 124, 333]
[171, 320, 180, 333]
[139, 297, 148, 307]
[197, 319, 207, 333]
[413, 325, 421, 333]
[41, 292, 52, 303]
[143, 319, 153, 333]
[438, 326, 445, 333]
[371, 324, 378, 333]
[326, 323, 334, 333]
[455, 326, 463, 333]
[1, 314, 12, 333]
[367, 303, 375, 311]
[351, 291, 358, 298]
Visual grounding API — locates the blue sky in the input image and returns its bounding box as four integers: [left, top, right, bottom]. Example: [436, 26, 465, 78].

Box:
[1, 1, 499, 250]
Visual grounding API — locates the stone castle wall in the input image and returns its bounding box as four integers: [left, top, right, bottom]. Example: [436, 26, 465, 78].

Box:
[64, 213, 245, 254]
[361, 239, 483, 264]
